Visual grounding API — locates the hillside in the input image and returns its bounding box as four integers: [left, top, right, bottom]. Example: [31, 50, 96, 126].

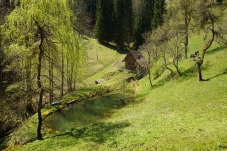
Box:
[2, 30, 226, 151]
[1, 1, 227, 151]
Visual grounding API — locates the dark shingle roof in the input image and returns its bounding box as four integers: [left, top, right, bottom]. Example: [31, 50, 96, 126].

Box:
[122, 50, 147, 67]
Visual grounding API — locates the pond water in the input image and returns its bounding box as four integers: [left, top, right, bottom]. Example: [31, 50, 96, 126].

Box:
[43, 92, 127, 132]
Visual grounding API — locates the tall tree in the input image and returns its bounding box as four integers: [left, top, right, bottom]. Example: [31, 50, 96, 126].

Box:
[167, 0, 197, 58]
[179, 0, 195, 58]
[2, 0, 86, 139]
[0, 27, 3, 91]
[124, 0, 133, 47]
[194, 4, 217, 81]
[94, 0, 114, 42]
[190, 1, 226, 81]
[151, 0, 166, 30]
[133, 0, 154, 48]
[113, 0, 133, 47]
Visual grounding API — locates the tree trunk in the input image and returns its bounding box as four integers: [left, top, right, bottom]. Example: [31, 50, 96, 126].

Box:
[196, 63, 203, 81]
[147, 51, 153, 88]
[148, 69, 153, 88]
[61, 44, 64, 97]
[163, 49, 173, 74]
[48, 55, 53, 104]
[174, 64, 181, 75]
[195, 13, 215, 81]
[184, 10, 189, 58]
[25, 59, 33, 116]
[35, 20, 45, 140]
[0, 33, 3, 92]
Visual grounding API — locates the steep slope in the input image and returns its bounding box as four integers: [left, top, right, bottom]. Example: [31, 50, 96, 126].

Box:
[11, 32, 227, 151]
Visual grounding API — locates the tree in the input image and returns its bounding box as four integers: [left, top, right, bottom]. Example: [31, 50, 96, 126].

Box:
[191, 2, 227, 81]
[113, 0, 125, 46]
[133, 0, 154, 48]
[113, 0, 133, 47]
[179, 0, 195, 58]
[2, 0, 86, 139]
[194, 4, 217, 81]
[0, 27, 3, 91]
[94, 0, 114, 42]
[168, 0, 197, 58]
[151, 0, 166, 30]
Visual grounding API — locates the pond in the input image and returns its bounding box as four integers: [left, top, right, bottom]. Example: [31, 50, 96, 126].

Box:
[43, 91, 130, 132]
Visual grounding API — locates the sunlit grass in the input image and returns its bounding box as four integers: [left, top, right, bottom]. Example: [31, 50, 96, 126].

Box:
[14, 36, 227, 150]
[6, 20, 227, 151]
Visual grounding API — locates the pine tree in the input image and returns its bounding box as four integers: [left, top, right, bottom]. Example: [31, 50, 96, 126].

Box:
[113, 0, 124, 46]
[94, 0, 114, 43]
[123, 0, 133, 47]
[152, 0, 166, 30]
[133, 0, 154, 48]
[113, 0, 133, 47]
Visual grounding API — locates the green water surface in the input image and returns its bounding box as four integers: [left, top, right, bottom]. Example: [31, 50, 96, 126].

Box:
[44, 92, 127, 132]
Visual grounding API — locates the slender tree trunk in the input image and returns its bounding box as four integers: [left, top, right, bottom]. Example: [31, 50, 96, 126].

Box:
[61, 44, 64, 97]
[196, 63, 203, 81]
[70, 62, 74, 91]
[51, 58, 53, 102]
[174, 64, 181, 75]
[147, 50, 153, 88]
[0, 33, 3, 92]
[173, 43, 181, 75]
[49, 55, 54, 104]
[0, 62, 2, 91]
[37, 46, 44, 140]
[196, 14, 215, 81]
[184, 10, 189, 58]
[163, 49, 173, 74]
[35, 21, 45, 140]
[25, 58, 33, 116]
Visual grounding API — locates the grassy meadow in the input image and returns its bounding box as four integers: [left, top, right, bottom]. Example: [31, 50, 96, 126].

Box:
[4, 29, 226, 151]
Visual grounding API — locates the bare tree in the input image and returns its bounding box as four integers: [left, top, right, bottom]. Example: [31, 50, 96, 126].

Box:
[193, 2, 226, 81]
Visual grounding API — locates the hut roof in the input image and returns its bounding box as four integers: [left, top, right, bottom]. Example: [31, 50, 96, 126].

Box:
[95, 79, 106, 84]
[122, 50, 147, 67]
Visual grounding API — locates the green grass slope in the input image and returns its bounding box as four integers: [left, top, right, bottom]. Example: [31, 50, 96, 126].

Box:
[13, 35, 227, 151]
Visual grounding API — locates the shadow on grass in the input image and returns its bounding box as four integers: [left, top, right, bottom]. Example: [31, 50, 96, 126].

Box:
[180, 66, 196, 77]
[180, 61, 211, 78]
[205, 70, 227, 81]
[98, 41, 128, 54]
[50, 121, 130, 144]
[206, 45, 227, 55]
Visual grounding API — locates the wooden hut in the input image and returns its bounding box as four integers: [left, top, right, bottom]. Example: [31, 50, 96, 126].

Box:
[122, 50, 147, 70]
[95, 79, 106, 84]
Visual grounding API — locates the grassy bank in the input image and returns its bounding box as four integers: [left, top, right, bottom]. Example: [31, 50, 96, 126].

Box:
[8, 34, 227, 150]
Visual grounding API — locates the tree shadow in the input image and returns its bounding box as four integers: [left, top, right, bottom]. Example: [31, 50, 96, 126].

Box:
[181, 66, 197, 77]
[206, 45, 227, 55]
[98, 41, 128, 54]
[47, 121, 130, 145]
[205, 70, 227, 81]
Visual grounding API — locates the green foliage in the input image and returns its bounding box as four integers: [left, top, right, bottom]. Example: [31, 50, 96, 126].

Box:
[94, 0, 114, 42]
[2, 1, 227, 150]
[4, 31, 227, 151]
[2, 0, 87, 94]
[1, 0, 87, 140]
[133, 0, 154, 47]
[151, 0, 166, 30]
[151, 59, 164, 79]
[113, 0, 133, 46]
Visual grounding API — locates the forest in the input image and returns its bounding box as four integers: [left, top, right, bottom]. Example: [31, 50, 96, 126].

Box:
[0, 0, 227, 150]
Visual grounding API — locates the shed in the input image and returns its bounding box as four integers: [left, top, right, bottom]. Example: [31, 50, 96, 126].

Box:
[122, 50, 147, 70]
[95, 79, 106, 84]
